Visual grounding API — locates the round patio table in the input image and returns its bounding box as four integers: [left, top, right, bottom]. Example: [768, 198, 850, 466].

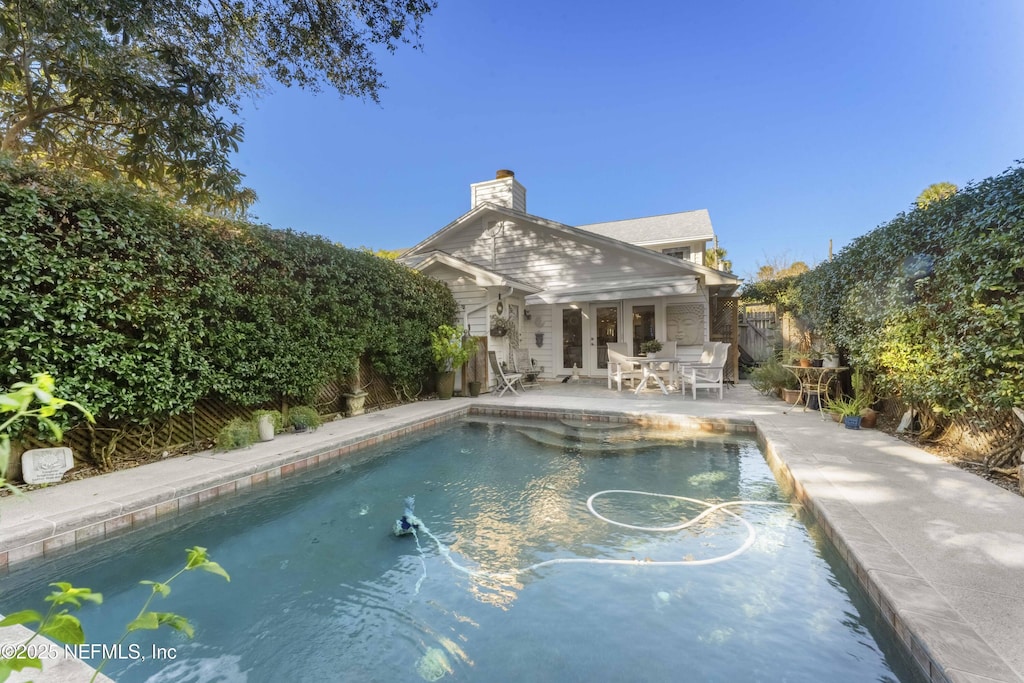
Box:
[782, 365, 848, 418]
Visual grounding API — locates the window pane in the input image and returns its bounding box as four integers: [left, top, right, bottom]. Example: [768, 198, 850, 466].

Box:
[632, 305, 655, 352]
[562, 308, 583, 369]
[595, 306, 618, 369]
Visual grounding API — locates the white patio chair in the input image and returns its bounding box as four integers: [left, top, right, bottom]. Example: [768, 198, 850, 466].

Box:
[607, 342, 641, 391]
[681, 343, 730, 399]
[512, 349, 543, 389]
[488, 351, 524, 397]
[652, 341, 678, 389]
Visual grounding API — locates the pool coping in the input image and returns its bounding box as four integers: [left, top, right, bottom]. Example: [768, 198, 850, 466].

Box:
[1, 387, 1022, 683]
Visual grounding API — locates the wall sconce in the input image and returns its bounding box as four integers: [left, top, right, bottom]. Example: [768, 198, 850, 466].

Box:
[535, 332, 544, 348]
[523, 307, 531, 320]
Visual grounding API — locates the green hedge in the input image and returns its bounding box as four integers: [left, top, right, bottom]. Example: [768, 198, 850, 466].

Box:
[791, 164, 1024, 415]
[0, 158, 457, 426]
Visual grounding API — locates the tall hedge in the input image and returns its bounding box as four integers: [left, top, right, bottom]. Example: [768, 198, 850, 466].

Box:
[793, 164, 1024, 417]
[0, 158, 458, 426]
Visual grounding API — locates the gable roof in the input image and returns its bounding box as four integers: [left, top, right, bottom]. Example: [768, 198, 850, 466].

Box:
[577, 209, 714, 246]
[402, 202, 741, 290]
[402, 250, 541, 293]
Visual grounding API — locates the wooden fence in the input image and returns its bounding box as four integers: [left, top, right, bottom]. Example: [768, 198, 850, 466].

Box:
[738, 304, 778, 364]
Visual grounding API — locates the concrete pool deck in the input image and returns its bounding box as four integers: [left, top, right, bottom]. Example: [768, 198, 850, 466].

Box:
[1, 381, 1022, 683]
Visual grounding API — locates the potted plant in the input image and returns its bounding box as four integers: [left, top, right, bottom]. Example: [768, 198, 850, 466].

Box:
[852, 367, 878, 428]
[288, 405, 321, 433]
[827, 395, 867, 430]
[216, 418, 258, 450]
[430, 324, 477, 400]
[251, 409, 283, 442]
[749, 357, 797, 399]
[640, 339, 663, 356]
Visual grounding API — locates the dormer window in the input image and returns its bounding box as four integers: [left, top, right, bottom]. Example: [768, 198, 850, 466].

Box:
[662, 246, 692, 260]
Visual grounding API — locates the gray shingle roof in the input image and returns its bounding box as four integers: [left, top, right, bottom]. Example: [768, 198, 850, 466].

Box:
[576, 209, 713, 244]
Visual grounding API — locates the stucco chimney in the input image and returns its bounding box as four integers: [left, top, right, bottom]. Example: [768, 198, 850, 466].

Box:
[470, 169, 526, 212]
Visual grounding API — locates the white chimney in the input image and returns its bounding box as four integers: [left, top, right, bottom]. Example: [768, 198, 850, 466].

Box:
[470, 169, 526, 212]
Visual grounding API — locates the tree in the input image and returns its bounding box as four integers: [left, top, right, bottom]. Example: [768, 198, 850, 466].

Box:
[704, 246, 732, 272]
[754, 258, 809, 281]
[0, 0, 435, 212]
[915, 182, 957, 209]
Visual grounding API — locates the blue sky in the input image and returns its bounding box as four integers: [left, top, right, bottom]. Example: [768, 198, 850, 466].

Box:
[234, 0, 1024, 280]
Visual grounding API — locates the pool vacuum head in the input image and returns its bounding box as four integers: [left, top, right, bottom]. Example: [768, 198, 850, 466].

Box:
[393, 496, 421, 537]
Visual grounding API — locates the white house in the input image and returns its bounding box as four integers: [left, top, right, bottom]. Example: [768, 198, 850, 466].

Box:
[400, 170, 742, 388]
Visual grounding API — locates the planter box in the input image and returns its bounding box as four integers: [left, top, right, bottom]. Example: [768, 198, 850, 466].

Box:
[843, 415, 862, 430]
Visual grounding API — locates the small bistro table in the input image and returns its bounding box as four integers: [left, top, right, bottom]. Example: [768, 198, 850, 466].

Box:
[782, 365, 848, 418]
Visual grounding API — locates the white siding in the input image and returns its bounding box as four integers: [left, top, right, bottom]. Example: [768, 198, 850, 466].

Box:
[435, 219, 690, 291]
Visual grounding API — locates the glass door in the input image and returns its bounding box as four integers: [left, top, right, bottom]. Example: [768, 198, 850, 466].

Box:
[592, 304, 619, 372]
[632, 304, 656, 355]
[561, 307, 584, 372]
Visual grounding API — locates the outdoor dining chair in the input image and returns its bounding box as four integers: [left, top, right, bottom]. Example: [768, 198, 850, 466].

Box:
[607, 342, 641, 391]
[488, 351, 524, 397]
[681, 343, 730, 399]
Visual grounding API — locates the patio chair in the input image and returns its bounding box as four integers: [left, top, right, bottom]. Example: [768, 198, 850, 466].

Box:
[607, 342, 641, 391]
[512, 349, 543, 389]
[488, 351, 524, 397]
[681, 343, 730, 399]
[652, 341, 678, 389]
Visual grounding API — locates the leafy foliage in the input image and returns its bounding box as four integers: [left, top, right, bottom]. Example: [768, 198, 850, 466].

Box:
[0, 0, 436, 210]
[214, 418, 257, 451]
[287, 405, 321, 430]
[0, 160, 458, 431]
[915, 182, 958, 209]
[430, 325, 477, 372]
[792, 164, 1024, 415]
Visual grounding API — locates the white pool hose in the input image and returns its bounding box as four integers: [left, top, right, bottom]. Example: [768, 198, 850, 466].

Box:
[406, 490, 797, 590]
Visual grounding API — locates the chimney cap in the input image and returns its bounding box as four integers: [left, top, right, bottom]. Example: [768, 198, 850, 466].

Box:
[495, 169, 515, 179]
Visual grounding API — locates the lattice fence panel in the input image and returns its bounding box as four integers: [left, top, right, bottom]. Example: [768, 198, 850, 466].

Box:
[711, 296, 740, 382]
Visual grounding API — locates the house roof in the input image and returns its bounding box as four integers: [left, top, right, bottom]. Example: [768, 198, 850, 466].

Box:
[577, 209, 714, 246]
[404, 250, 542, 293]
[401, 202, 741, 291]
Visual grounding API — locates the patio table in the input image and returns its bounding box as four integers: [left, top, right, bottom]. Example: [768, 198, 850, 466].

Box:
[623, 356, 679, 395]
[782, 365, 848, 418]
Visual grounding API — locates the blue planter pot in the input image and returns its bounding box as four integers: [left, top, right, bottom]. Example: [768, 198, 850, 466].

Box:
[843, 415, 862, 430]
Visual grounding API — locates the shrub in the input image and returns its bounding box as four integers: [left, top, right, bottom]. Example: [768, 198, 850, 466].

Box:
[288, 406, 321, 431]
[791, 163, 1024, 415]
[215, 418, 257, 451]
[0, 158, 459, 435]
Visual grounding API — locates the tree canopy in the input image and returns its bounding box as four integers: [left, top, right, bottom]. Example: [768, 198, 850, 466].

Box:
[0, 0, 435, 212]
[915, 182, 957, 209]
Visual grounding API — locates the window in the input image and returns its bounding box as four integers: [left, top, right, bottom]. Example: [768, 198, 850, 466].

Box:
[662, 246, 692, 260]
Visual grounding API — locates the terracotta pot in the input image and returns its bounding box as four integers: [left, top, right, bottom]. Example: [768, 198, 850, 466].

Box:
[860, 408, 878, 429]
[830, 411, 842, 423]
[799, 358, 812, 368]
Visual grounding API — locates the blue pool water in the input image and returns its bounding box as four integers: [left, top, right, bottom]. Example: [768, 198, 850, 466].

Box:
[0, 416, 924, 682]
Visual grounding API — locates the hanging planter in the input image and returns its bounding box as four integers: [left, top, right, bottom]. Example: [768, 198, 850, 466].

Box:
[489, 314, 514, 339]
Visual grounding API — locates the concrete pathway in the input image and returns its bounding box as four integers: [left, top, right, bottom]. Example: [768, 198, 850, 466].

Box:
[1, 381, 1021, 683]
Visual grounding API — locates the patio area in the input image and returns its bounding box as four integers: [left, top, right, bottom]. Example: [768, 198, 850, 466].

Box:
[2, 380, 1022, 683]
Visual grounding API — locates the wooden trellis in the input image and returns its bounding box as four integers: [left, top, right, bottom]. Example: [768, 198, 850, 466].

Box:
[15, 355, 411, 471]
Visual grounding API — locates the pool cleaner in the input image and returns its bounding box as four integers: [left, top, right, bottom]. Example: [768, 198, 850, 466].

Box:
[393, 496, 422, 537]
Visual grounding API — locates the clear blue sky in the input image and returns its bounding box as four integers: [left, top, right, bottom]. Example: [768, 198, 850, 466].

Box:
[234, 0, 1024, 281]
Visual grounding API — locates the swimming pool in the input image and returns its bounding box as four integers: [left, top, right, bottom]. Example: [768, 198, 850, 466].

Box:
[0, 416, 925, 682]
